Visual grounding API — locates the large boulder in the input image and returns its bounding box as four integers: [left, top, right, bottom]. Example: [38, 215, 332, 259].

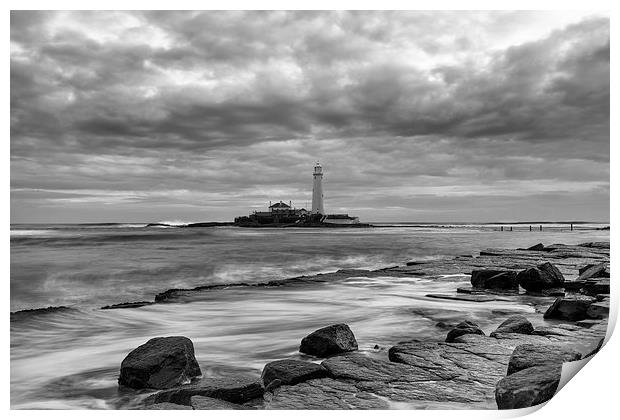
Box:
[544, 296, 597, 321]
[507, 344, 581, 375]
[119, 336, 201, 389]
[147, 375, 264, 405]
[516, 262, 565, 292]
[445, 320, 485, 343]
[495, 365, 561, 409]
[470, 270, 519, 290]
[526, 243, 545, 251]
[261, 359, 327, 390]
[299, 324, 358, 357]
[490, 316, 534, 338]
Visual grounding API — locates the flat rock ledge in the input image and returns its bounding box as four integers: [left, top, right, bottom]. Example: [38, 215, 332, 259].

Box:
[264, 321, 605, 410]
[190, 395, 248, 410]
[506, 344, 581, 375]
[140, 402, 192, 410]
[144, 375, 264, 406]
[261, 359, 327, 390]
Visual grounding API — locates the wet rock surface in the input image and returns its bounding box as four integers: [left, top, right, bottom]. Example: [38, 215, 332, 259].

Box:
[526, 243, 545, 251]
[506, 344, 581, 375]
[264, 378, 389, 409]
[544, 296, 597, 321]
[445, 320, 485, 342]
[426, 293, 511, 302]
[577, 263, 609, 280]
[490, 316, 534, 337]
[119, 336, 201, 390]
[322, 352, 443, 382]
[190, 395, 247, 410]
[516, 262, 565, 291]
[146, 375, 264, 405]
[299, 324, 358, 357]
[495, 365, 562, 409]
[101, 301, 154, 310]
[10, 305, 76, 321]
[140, 402, 193, 410]
[564, 280, 587, 291]
[470, 269, 518, 289]
[586, 301, 610, 319]
[261, 359, 327, 389]
[583, 279, 610, 295]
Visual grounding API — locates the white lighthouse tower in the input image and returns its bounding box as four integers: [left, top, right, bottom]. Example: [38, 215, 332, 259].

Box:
[311, 161, 325, 215]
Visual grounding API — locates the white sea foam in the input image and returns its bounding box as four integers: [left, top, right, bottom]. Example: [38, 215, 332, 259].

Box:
[155, 220, 191, 226]
[10, 229, 55, 237]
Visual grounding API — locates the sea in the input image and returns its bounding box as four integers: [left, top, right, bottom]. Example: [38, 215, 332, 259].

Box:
[10, 222, 610, 409]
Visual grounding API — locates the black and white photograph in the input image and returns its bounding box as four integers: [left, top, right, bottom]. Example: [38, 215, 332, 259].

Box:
[9, 5, 612, 412]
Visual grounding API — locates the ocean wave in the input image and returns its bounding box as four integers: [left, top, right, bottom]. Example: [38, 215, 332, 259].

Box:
[10, 229, 212, 246]
[10, 229, 57, 237]
[154, 220, 192, 227]
[10, 305, 78, 322]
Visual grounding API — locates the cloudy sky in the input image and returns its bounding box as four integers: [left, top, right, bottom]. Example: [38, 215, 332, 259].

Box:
[10, 11, 609, 223]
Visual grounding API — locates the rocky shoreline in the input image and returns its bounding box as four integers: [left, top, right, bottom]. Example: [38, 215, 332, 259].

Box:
[101, 240, 610, 410]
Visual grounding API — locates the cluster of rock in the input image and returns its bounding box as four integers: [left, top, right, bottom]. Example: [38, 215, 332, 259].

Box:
[119, 324, 360, 410]
[120, 315, 605, 410]
[469, 260, 609, 322]
[470, 261, 565, 292]
[465, 246, 609, 322]
[472, 259, 610, 296]
[112, 241, 609, 411]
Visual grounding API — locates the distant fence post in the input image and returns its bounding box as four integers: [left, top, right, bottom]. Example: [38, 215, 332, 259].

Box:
[501, 226, 503, 231]
[510, 226, 513, 232]
[571, 223, 573, 231]
[529, 225, 532, 231]
[539, 225, 542, 231]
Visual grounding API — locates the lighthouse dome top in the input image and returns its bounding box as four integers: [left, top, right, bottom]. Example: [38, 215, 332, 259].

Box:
[313, 161, 323, 174]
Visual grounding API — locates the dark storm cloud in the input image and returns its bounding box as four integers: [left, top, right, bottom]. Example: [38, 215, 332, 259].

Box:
[10, 11, 610, 223]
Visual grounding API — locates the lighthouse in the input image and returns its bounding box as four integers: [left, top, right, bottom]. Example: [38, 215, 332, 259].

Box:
[311, 161, 325, 215]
